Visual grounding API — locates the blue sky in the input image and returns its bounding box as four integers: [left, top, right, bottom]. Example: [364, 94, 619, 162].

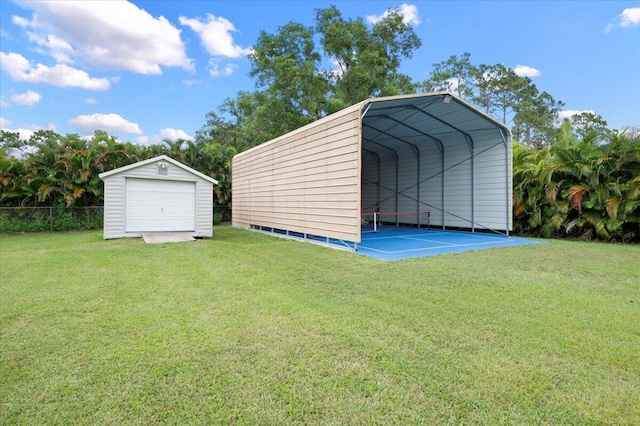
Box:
[1, 1, 638, 144]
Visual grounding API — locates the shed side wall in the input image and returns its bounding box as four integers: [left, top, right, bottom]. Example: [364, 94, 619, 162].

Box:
[196, 181, 214, 237]
[103, 176, 125, 239]
[233, 107, 362, 242]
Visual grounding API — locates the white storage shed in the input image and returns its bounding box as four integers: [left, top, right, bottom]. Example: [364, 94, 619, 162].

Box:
[99, 155, 218, 239]
[232, 92, 512, 246]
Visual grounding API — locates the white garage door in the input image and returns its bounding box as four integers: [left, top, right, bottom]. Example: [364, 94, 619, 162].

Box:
[125, 178, 196, 232]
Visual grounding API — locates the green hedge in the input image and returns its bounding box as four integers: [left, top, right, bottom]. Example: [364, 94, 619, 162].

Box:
[0, 207, 103, 233]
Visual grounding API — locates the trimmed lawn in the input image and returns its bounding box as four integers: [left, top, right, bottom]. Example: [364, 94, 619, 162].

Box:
[1, 227, 639, 424]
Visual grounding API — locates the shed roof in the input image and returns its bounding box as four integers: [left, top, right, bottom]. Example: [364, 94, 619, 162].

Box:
[99, 155, 218, 185]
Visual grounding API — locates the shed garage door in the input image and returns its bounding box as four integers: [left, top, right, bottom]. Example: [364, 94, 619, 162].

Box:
[125, 178, 196, 232]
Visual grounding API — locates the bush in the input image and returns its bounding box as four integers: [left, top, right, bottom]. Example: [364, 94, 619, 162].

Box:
[0, 207, 103, 233]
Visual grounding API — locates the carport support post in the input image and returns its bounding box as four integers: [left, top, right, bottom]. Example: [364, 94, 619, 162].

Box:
[441, 149, 445, 230]
[500, 129, 511, 236]
[417, 152, 421, 228]
[391, 149, 399, 223]
[465, 134, 475, 232]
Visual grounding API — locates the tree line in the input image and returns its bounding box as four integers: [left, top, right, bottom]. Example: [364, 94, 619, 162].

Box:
[0, 129, 233, 208]
[1, 5, 638, 241]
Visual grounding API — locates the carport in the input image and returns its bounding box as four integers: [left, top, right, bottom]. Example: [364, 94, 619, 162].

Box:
[232, 92, 513, 252]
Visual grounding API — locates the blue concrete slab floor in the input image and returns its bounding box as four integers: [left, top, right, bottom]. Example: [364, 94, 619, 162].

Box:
[350, 228, 542, 261]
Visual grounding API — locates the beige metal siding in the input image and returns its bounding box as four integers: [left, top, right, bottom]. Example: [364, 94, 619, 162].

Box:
[233, 105, 362, 242]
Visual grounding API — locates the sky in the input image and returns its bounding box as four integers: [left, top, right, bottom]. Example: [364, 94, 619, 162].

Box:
[1, 1, 639, 145]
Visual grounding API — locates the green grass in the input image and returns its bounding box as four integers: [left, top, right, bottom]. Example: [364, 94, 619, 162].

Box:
[1, 227, 639, 425]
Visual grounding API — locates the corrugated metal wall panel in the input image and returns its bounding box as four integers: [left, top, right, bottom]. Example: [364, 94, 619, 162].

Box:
[377, 150, 399, 214]
[361, 151, 380, 213]
[232, 105, 362, 242]
[442, 140, 472, 228]
[472, 137, 510, 230]
[417, 144, 444, 227]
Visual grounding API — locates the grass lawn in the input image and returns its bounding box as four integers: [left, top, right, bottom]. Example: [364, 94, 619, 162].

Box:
[1, 226, 639, 424]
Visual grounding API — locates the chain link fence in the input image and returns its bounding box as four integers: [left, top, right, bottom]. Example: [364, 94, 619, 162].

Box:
[0, 206, 104, 232]
[213, 205, 232, 225]
[1, 205, 232, 232]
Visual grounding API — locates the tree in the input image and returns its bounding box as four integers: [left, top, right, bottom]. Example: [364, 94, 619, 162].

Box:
[473, 63, 524, 123]
[218, 4, 422, 147]
[513, 122, 640, 241]
[424, 53, 564, 148]
[316, 5, 421, 105]
[511, 89, 564, 148]
[569, 111, 610, 144]
[0, 144, 33, 206]
[250, 22, 329, 123]
[423, 52, 476, 100]
[0, 130, 24, 150]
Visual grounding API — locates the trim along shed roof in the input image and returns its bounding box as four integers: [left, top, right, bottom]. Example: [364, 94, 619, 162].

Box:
[98, 154, 218, 185]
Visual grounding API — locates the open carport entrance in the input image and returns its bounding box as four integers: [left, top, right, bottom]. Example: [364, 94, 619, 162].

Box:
[359, 92, 512, 237]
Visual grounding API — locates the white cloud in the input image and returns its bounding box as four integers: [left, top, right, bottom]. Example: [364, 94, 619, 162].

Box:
[557, 109, 595, 121]
[84, 97, 98, 105]
[208, 59, 236, 77]
[138, 128, 194, 145]
[366, 4, 421, 26]
[620, 7, 640, 27]
[446, 78, 460, 93]
[12, 128, 36, 140]
[0, 97, 9, 107]
[156, 128, 194, 141]
[0, 117, 12, 127]
[0, 122, 57, 141]
[179, 14, 251, 59]
[12, 1, 193, 74]
[555, 109, 597, 127]
[11, 90, 41, 106]
[0, 51, 111, 90]
[12, 14, 75, 63]
[605, 7, 640, 32]
[182, 79, 202, 86]
[69, 113, 142, 135]
[606, 7, 640, 31]
[6, 145, 39, 159]
[514, 65, 541, 77]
